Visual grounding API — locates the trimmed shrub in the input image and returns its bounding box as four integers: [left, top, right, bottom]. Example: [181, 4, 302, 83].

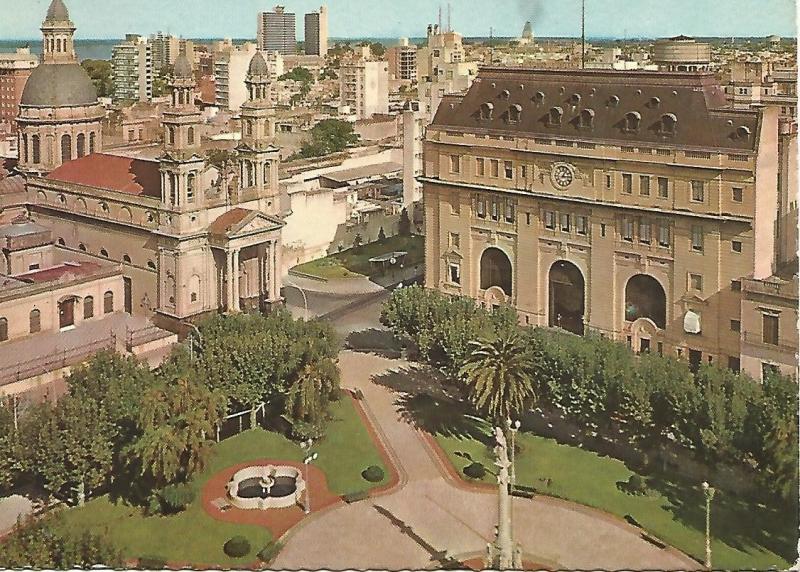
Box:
[623, 474, 648, 496]
[223, 536, 251, 558]
[342, 490, 368, 503]
[463, 462, 486, 480]
[257, 541, 283, 563]
[159, 483, 195, 514]
[361, 465, 385, 483]
[138, 555, 167, 569]
[146, 494, 162, 516]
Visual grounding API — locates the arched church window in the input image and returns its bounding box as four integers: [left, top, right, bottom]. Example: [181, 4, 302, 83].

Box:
[56, 38, 62, 53]
[89, 132, 96, 154]
[263, 162, 271, 186]
[61, 134, 72, 163]
[246, 161, 254, 187]
[31, 135, 40, 164]
[187, 173, 196, 203]
[187, 127, 195, 145]
[76, 133, 86, 158]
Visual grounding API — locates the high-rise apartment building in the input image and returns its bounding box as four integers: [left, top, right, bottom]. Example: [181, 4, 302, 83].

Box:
[417, 24, 478, 115]
[111, 34, 153, 103]
[304, 6, 328, 57]
[258, 6, 296, 56]
[423, 67, 798, 379]
[387, 38, 418, 81]
[0, 48, 38, 134]
[150, 32, 180, 72]
[339, 60, 389, 119]
[214, 42, 258, 111]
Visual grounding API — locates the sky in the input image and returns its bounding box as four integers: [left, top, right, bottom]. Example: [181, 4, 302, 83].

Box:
[0, 0, 796, 40]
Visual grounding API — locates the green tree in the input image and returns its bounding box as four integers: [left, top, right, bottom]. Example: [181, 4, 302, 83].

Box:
[152, 64, 173, 98]
[126, 378, 225, 488]
[459, 330, 536, 426]
[279, 66, 314, 83]
[27, 396, 114, 504]
[81, 59, 112, 98]
[285, 354, 340, 426]
[369, 42, 386, 58]
[0, 399, 26, 493]
[295, 119, 358, 159]
[0, 514, 121, 569]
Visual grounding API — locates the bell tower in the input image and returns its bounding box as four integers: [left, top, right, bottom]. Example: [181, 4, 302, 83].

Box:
[41, 0, 77, 64]
[235, 51, 280, 214]
[160, 52, 204, 212]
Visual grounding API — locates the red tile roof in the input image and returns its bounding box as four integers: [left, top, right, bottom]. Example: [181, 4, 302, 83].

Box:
[208, 208, 253, 235]
[14, 261, 104, 283]
[46, 153, 161, 198]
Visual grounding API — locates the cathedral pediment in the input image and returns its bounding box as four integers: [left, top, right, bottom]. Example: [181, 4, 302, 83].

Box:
[209, 207, 284, 241]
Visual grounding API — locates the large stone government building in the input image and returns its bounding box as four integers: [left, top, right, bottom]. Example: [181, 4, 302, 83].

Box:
[423, 67, 798, 380]
[13, 0, 285, 331]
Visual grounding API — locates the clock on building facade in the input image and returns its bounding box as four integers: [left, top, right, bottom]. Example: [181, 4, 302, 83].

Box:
[550, 162, 576, 189]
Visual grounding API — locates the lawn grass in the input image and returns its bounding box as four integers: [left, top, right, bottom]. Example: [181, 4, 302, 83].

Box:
[436, 425, 794, 571]
[292, 235, 424, 280]
[56, 396, 387, 567]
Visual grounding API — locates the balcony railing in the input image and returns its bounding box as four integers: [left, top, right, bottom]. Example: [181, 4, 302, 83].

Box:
[742, 331, 798, 354]
[742, 277, 799, 300]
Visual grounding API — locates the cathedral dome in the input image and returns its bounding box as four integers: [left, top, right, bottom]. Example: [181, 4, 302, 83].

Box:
[174, 54, 193, 79]
[248, 52, 269, 76]
[45, 0, 70, 22]
[20, 63, 98, 107]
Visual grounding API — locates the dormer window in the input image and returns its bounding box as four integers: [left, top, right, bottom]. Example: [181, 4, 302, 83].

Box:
[480, 102, 494, 120]
[548, 106, 563, 126]
[500, 89, 510, 99]
[570, 93, 581, 105]
[509, 104, 522, 123]
[649, 96, 661, 108]
[624, 111, 641, 132]
[661, 113, 678, 136]
[533, 91, 545, 104]
[736, 125, 751, 139]
[578, 108, 595, 129]
[609, 95, 620, 107]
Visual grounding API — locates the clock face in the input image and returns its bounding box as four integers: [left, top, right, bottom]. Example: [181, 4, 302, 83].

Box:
[551, 163, 574, 189]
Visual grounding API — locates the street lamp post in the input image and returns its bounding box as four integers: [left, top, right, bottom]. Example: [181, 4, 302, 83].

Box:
[284, 282, 309, 321]
[508, 419, 522, 568]
[702, 481, 716, 569]
[303, 451, 318, 514]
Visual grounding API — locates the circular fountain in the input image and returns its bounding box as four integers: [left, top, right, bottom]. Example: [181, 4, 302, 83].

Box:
[226, 465, 305, 510]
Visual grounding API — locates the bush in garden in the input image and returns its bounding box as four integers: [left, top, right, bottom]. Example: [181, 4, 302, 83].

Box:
[463, 462, 486, 480]
[223, 536, 251, 558]
[257, 542, 283, 563]
[158, 483, 195, 514]
[361, 465, 385, 482]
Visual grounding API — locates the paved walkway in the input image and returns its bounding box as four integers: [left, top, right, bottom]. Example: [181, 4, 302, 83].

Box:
[274, 351, 697, 571]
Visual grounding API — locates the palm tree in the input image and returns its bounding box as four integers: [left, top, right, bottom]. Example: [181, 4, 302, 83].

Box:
[459, 330, 536, 427]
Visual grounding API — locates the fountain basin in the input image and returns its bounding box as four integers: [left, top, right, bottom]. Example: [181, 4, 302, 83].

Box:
[226, 465, 305, 510]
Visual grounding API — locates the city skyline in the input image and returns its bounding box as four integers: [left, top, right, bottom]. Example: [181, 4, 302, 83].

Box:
[0, 0, 796, 41]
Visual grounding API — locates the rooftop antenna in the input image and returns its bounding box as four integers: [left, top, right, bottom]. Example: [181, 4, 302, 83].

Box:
[490, 26, 494, 63]
[581, 0, 586, 69]
[447, 2, 451, 33]
[438, 5, 442, 31]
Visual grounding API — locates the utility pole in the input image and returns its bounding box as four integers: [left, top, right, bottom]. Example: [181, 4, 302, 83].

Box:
[581, 0, 586, 69]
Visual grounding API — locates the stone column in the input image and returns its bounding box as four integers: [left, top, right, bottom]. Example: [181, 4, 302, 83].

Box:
[271, 240, 281, 301]
[232, 249, 241, 312]
[225, 249, 234, 312]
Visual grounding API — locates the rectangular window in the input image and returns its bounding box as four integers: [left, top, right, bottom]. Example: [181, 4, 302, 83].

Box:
[490, 159, 499, 178]
[605, 174, 612, 189]
[449, 155, 461, 174]
[730, 319, 741, 332]
[505, 202, 515, 223]
[449, 263, 461, 285]
[449, 232, 460, 249]
[731, 240, 742, 253]
[689, 273, 703, 291]
[731, 279, 742, 291]
[576, 215, 588, 235]
[622, 217, 634, 241]
[639, 220, 651, 244]
[491, 200, 499, 221]
[504, 161, 513, 179]
[691, 225, 704, 252]
[476, 157, 485, 176]
[658, 177, 669, 198]
[544, 211, 556, 230]
[601, 223, 606, 237]
[476, 197, 486, 218]
[520, 165, 527, 179]
[658, 224, 670, 247]
[691, 180, 705, 202]
[732, 187, 743, 202]
[728, 356, 740, 372]
[622, 173, 632, 194]
[763, 314, 779, 345]
[560, 213, 570, 232]
[525, 212, 531, 225]
[639, 175, 650, 196]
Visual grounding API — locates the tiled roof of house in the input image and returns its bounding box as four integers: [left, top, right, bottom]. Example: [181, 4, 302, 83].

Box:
[208, 208, 253, 235]
[431, 67, 761, 151]
[46, 153, 161, 197]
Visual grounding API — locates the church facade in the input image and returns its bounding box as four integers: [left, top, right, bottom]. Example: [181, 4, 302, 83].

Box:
[18, 0, 286, 331]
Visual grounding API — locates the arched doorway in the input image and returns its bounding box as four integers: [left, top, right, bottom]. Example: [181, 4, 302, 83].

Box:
[625, 274, 666, 329]
[59, 298, 76, 329]
[548, 260, 585, 335]
[480, 247, 513, 296]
